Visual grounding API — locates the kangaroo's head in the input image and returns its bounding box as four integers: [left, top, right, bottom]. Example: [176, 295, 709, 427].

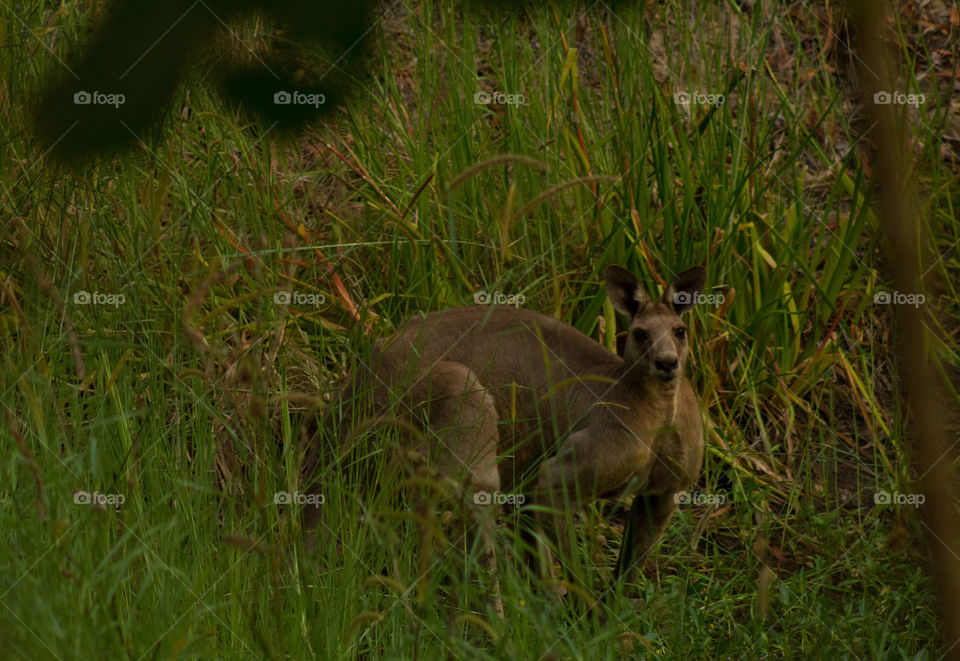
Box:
[604, 265, 706, 385]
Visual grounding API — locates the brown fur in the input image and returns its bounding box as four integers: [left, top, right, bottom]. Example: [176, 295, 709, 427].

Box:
[302, 265, 706, 594]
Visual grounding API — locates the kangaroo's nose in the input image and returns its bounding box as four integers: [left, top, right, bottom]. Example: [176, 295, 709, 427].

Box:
[655, 357, 679, 374]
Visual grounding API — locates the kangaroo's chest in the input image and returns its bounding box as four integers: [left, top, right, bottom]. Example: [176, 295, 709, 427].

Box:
[643, 429, 689, 493]
[596, 416, 678, 496]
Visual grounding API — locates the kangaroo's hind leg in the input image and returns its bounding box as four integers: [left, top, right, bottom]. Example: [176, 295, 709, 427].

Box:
[409, 360, 503, 617]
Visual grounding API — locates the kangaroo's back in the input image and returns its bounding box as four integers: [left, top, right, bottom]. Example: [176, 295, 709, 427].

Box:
[378, 305, 624, 486]
[388, 305, 618, 377]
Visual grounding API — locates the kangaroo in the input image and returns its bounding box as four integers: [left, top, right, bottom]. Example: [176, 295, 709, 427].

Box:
[300, 265, 705, 597]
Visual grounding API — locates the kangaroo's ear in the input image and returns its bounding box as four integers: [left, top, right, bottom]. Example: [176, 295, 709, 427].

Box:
[604, 265, 651, 316]
[663, 266, 706, 314]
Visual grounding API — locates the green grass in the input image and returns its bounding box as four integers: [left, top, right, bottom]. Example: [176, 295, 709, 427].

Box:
[1, 1, 957, 658]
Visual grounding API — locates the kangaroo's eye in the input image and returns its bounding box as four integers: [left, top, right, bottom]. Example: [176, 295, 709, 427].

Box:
[633, 328, 649, 342]
[674, 327, 686, 340]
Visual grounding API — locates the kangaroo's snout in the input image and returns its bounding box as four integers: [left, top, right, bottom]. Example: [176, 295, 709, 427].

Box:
[654, 355, 679, 380]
